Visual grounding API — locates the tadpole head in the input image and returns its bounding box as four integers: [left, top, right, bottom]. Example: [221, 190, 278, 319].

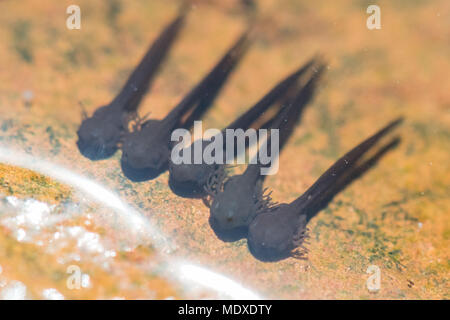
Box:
[77, 115, 121, 160]
[248, 206, 307, 262]
[168, 139, 219, 197]
[167, 163, 212, 198]
[170, 161, 214, 184]
[209, 177, 255, 231]
[121, 131, 169, 171]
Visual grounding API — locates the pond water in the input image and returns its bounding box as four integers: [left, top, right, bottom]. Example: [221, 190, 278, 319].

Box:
[0, 0, 448, 299]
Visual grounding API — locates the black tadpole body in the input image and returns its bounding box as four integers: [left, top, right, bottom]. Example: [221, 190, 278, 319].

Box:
[77, 10, 186, 160]
[120, 31, 251, 182]
[247, 118, 403, 262]
[208, 64, 326, 241]
[168, 57, 318, 198]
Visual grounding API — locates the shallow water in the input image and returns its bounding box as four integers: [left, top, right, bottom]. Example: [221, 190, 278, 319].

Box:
[0, 150, 260, 299]
[0, 0, 448, 299]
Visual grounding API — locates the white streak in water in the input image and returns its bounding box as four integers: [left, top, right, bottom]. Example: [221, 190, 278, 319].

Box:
[0, 281, 27, 300]
[173, 262, 261, 300]
[0, 145, 263, 299]
[42, 288, 64, 300]
[0, 146, 170, 251]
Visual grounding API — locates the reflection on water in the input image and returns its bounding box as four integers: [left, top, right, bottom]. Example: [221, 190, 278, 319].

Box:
[173, 263, 260, 299]
[0, 146, 171, 252]
[0, 146, 261, 299]
[0, 280, 28, 300]
[0, 196, 118, 265]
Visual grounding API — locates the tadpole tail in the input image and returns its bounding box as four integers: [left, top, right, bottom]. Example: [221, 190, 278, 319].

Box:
[242, 63, 326, 181]
[162, 29, 251, 130]
[112, 8, 188, 111]
[180, 33, 251, 129]
[225, 55, 318, 131]
[305, 137, 401, 221]
[292, 117, 404, 211]
[267, 62, 326, 152]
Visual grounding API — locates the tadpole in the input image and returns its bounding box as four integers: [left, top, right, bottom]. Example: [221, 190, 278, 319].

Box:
[168, 56, 318, 198]
[247, 118, 403, 262]
[120, 31, 251, 181]
[208, 64, 326, 241]
[77, 9, 187, 160]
